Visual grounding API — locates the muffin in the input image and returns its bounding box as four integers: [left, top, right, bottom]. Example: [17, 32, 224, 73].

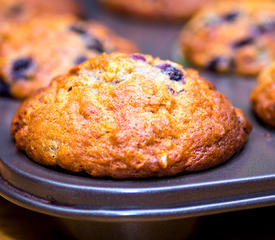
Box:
[180, 0, 275, 75]
[251, 63, 275, 127]
[11, 53, 252, 179]
[0, 15, 137, 99]
[100, 0, 214, 21]
[0, 0, 83, 34]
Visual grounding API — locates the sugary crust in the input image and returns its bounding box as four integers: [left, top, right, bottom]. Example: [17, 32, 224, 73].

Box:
[11, 53, 252, 178]
[0, 15, 137, 99]
[180, 0, 275, 75]
[100, 0, 214, 21]
[251, 63, 275, 127]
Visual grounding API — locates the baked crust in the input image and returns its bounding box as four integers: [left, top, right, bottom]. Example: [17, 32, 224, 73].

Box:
[11, 53, 252, 178]
[180, 0, 275, 75]
[251, 63, 275, 127]
[0, 15, 137, 99]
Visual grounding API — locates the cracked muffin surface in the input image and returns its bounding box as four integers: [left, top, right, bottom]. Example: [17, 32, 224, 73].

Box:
[251, 62, 275, 127]
[0, 15, 137, 99]
[100, 0, 214, 21]
[180, 0, 275, 75]
[11, 53, 252, 178]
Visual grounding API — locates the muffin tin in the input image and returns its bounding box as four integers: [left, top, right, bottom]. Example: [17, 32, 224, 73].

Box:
[0, 0, 275, 239]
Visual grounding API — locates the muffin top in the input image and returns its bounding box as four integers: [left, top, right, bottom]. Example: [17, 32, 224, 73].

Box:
[11, 53, 252, 178]
[101, 0, 214, 20]
[180, 0, 275, 75]
[0, 15, 137, 98]
[251, 63, 275, 127]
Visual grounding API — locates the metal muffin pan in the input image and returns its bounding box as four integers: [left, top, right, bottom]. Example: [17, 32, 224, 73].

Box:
[0, 0, 275, 224]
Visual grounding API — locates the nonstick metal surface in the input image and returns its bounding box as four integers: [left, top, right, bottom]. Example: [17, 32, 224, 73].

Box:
[0, 0, 275, 222]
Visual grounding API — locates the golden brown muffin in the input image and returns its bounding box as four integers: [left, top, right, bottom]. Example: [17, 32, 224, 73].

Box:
[0, 0, 83, 34]
[180, 0, 275, 75]
[100, 0, 214, 21]
[11, 53, 252, 179]
[0, 15, 137, 99]
[251, 63, 275, 127]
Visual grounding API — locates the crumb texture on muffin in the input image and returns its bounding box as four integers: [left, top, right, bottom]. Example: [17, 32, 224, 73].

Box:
[180, 0, 275, 75]
[11, 53, 252, 178]
[251, 62, 275, 127]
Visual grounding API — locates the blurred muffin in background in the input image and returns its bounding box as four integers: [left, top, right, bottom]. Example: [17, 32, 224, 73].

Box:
[0, 15, 137, 99]
[251, 63, 275, 127]
[180, 0, 275, 75]
[99, 0, 215, 21]
[0, 0, 84, 34]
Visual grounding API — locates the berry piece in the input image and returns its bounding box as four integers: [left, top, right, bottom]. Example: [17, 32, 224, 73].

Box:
[8, 4, 23, 15]
[131, 55, 146, 61]
[257, 21, 275, 34]
[69, 25, 104, 53]
[232, 37, 254, 48]
[84, 36, 104, 53]
[75, 56, 88, 65]
[157, 63, 184, 81]
[223, 11, 239, 22]
[11, 58, 35, 80]
[69, 25, 87, 35]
